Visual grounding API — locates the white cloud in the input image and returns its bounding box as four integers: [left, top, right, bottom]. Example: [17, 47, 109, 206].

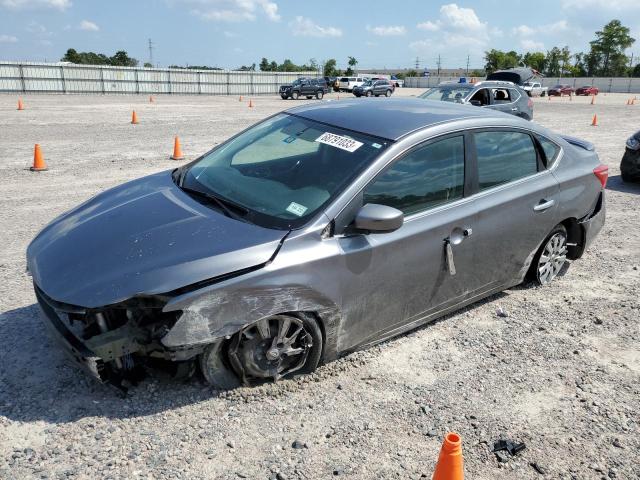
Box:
[439, 3, 486, 32]
[521, 39, 545, 51]
[0, 0, 70, 10]
[514, 20, 569, 37]
[416, 20, 440, 32]
[289, 16, 341, 37]
[366, 25, 406, 36]
[178, 0, 280, 22]
[79, 20, 99, 31]
[513, 24, 536, 36]
[223, 30, 238, 37]
[0, 34, 18, 42]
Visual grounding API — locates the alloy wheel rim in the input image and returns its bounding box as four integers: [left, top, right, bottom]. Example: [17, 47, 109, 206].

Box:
[230, 316, 312, 383]
[538, 233, 567, 284]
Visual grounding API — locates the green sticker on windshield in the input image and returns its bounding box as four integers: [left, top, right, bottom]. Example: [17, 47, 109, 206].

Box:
[286, 202, 308, 217]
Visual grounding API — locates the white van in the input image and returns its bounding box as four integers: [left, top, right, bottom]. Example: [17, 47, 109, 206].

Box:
[339, 76, 366, 92]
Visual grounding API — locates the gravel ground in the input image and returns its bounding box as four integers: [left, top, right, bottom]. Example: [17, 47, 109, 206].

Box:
[0, 90, 639, 480]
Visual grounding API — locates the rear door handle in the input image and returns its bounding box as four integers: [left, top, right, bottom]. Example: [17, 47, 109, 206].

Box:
[533, 199, 555, 212]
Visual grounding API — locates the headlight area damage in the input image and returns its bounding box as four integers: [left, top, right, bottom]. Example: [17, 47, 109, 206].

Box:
[34, 285, 194, 393]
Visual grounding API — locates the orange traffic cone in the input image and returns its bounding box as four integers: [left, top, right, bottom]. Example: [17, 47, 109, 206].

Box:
[149, 95, 154, 103]
[591, 114, 598, 127]
[591, 95, 595, 105]
[17, 98, 24, 110]
[432, 432, 464, 480]
[30, 144, 48, 171]
[239, 95, 243, 102]
[131, 110, 139, 124]
[170, 136, 185, 160]
[248, 99, 254, 108]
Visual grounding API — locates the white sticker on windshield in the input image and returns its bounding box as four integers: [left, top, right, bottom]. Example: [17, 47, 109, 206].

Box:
[286, 202, 308, 217]
[315, 132, 363, 152]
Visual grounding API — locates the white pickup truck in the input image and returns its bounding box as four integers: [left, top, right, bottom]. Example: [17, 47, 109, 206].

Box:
[522, 81, 548, 97]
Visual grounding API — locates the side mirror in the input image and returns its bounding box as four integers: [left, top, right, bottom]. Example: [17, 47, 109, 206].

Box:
[354, 204, 404, 233]
[469, 100, 482, 107]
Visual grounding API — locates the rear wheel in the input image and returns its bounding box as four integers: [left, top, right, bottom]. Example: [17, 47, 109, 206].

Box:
[385, 89, 392, 97]
[227, 314, 322, 385]
[366, 90, 372, 97]
[530, 225, 568, 285]
[316, 90, 324, 100]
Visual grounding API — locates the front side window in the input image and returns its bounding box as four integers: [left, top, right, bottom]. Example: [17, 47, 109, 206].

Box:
[182, 114, 389, 229]
[363, 136, 465, 216]
[475, 131, 538, 191]
[420, 86, 473, 103]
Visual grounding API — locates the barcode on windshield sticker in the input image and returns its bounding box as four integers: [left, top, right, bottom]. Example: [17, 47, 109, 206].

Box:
[315, 132, 363, 152]
[286, 202, 308, 217]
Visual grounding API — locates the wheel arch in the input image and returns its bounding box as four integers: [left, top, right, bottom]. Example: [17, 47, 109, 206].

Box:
[560, 217, 585, 260]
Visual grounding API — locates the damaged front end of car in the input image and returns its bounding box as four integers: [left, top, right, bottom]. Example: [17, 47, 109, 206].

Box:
[34, 285, 203, 393]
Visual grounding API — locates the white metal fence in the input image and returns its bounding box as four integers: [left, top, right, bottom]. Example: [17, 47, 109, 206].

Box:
[404, 76, 640, 93]
[0, 62, 316, 95]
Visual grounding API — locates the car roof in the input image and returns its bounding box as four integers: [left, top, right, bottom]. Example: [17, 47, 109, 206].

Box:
[285, 98, 510, 141]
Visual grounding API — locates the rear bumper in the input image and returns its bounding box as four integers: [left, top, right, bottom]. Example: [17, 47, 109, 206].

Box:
[35, 287, 107, 382]
[581, 191, 606, 251]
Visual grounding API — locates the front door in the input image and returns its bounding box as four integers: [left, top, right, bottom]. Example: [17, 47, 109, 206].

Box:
[334, 134, 478, 351]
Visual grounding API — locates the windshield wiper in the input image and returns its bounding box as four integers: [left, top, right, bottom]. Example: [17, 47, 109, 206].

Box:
[179, 185, 249, 222]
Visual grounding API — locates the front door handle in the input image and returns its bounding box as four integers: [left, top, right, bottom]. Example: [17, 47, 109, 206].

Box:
[511, 107, 519, 112]
[533, 199, 556, 212]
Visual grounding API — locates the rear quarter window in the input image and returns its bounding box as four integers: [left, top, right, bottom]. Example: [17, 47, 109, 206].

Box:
[536, 135, 561, 168]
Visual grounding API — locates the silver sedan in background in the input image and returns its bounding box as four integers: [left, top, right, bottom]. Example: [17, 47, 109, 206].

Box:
[27, 99, 606, 391]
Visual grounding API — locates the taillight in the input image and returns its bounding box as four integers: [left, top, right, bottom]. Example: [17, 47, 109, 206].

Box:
[593, 164, 609, 189]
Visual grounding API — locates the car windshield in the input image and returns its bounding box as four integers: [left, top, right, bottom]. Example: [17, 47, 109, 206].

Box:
[581, 85, 592, 88]
[181, 113, 390, 230]
[362, 80, 373, 86]
[419, 86, 472, 103]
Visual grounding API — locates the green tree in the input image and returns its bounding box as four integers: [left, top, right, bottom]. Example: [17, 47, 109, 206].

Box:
[143, 62, 152, 68]
[483, 49, 522, 73]
[589, 20, 635, 76]
[61, 48, 80, 63]
[545, 47, 562, 76]
[323, 58, 338, 77]
[633, 63, 640, 77]
[347, 56, 358, 72]
[110, 50, 138, 67]
[522, 52, 546, 73]
[259, 57, 270, 71]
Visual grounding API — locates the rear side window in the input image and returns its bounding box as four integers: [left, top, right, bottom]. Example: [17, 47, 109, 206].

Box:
[363, 136, 465, 215]
[475, 131, 538, 190]
[537, 135, 561, 168]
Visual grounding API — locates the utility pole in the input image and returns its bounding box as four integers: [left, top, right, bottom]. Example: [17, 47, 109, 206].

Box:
[629, 52, 634, 77]
[148, 38, 154, 67]
[436, 54, 441, 76]
[415, 56, 420, 70]
[466, 55, 470, 76]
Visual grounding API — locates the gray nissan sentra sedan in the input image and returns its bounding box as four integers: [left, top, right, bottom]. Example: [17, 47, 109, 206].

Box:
[27, 98, 607, 390]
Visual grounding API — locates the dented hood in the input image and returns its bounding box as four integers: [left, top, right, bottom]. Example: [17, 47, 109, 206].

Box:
[27, 170, 287, 308]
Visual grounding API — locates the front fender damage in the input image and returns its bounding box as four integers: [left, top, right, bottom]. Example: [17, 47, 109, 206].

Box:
[161, 285, 342, 362]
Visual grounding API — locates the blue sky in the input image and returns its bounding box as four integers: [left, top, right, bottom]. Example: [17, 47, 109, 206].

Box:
[0, 0, 638, 70]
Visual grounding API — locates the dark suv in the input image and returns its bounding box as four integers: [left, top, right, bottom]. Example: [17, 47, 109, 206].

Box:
[353, 79, 395, 98]
[280, 78, 328, 100]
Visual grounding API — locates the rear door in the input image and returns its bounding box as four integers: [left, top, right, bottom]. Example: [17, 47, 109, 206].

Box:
[466, 129, 560, 288]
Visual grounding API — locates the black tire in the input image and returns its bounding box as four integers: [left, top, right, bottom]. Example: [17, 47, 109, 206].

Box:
[374, 94, 379, 97]
[385, 89, 392, 97]
[316, 90, 324, 100]
[529, 224, 568, 285]
[199, 341, 241, 390]
[280, 95, 288, 100]
[541, 91, 546, 97]
[366, 90, 372, 97]
[292, 91, 299, 100]
[621, 170, 635, 182]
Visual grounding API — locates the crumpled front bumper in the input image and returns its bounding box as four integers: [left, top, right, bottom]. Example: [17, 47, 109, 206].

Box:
[621, 149, 640, 180]
[35, 287, 107, 382]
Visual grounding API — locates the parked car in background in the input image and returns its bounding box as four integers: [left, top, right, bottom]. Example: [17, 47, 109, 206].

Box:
[390, 75, 404, 88]
[419, 81, 534, 120]
[27, 98, 606, 390]
[353, 79, 395, 97]
[339, 76, 366, 92]
[621, 129, 640, 182]
[523, 81, 547, 97]
[486, 67, 537, 86]
[548, 85, 574, 96]
[279, 78, 328, 100]
[575, 85, 599, 96]
[324, 76, 339, 92]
